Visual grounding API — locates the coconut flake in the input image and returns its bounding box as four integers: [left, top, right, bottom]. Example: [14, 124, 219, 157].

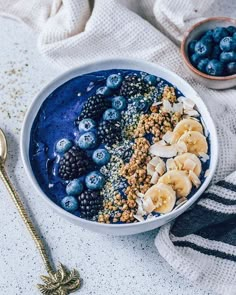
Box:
[136, 196, 146, 216]
[137, 192, 145, 199]
[150, 171, 160, 184]
[189, 170, 201, 188]
[134, 214, 145, 222]
[184, 109, 200, 117]
[143, 197, 156, 213]
[204, 169, 210, 178]
[174, 198, 188, 211]
[184, 159, 197, 171]
[176, 141, 187, 154]
[173, 102, 183, 114]
[158, 139, 167, 146]
[163, 131, 174, 144]
[149, 156, 161, 166]
[155, 159, 166, 175]
[163, 100, 173, 112]
[152, 101, 163, 106]
[166, 158, 177, 171]
[147, 163, 155, 176]
[149, 143, 177, 158]
[199, 152, 210, 163]
[146, 213, 157, 220]
[200, 118, 209, 137]
[177, 96, 185, 103]
[183, 98, 195, 110]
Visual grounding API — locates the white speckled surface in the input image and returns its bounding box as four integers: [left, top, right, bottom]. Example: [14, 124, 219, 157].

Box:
[0, 17, 216, 295]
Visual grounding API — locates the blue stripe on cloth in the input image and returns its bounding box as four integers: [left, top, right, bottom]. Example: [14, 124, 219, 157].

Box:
[206, 192, 236, 205]
[216, 180, 236, 192]
[171, 204, 236, 241]
[173, 240, 236, 262]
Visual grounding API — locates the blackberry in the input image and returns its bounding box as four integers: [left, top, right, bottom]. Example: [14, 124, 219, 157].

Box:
[78, 190, 103, 219]
[98, 121, 122, 146]
[58, 146, 89, 180]
[120, 74, 150, 98]
[77, 94, 110, 123]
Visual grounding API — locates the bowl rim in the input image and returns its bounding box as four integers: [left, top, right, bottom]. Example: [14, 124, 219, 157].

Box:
[20, 57, 219, 229]
[181, 16, 236, 81]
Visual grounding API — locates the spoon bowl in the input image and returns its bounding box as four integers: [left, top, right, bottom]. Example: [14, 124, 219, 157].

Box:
[0, 128, 7, 163]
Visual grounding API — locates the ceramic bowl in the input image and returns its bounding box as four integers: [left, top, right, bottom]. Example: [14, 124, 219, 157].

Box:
[21, 58, 218, 235]
[181, 17, 236, 89]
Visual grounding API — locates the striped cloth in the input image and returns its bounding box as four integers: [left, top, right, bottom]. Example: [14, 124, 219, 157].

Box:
[156, 172, 236, 295]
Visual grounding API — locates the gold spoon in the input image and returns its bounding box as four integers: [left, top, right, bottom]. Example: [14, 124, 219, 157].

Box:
[0, 128, 81, 295]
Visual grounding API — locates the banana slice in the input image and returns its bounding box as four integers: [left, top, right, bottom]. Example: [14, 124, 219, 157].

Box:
[158, 170, 192, 198]
[178, 131, 208, 155]
[172, 118, 203, 143]
[174, 153, 202, 176]
[144, 183, 176, 214]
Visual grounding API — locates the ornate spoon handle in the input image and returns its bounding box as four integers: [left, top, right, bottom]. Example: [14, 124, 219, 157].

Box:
[0, 163, 81, 295]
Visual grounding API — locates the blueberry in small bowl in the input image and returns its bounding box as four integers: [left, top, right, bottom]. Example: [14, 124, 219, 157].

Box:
[181, 17, 236, 89]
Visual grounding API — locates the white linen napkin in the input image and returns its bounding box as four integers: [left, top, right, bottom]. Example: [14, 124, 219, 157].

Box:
[1, 1, 236, 294]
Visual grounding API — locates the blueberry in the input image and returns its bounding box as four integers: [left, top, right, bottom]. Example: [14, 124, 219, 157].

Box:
[233, 32, 236, 41]
[78, 118, 96, 132]
[189, 40, 198, 54]
[219, 37, 234, 52]
[144, 74, 158, 86]
[92, 148, 111, 166]
[211, 45, 221, 59]
[66, 179, 84, 196]
[190, 53, 201, 66]
[226, 26, 236, 36]
[77, 132, 98, 150]
[96, 86, 112, 96]
[197, 58, 209, 73]
[103, 108, 120, 121]
[134, 97, 151, 112]
[112, 96, 127, 111]
[61, 196, 78, 212]
[55, 139, 72, 154]
[226, 62, 236, 75]
[233, 40, 236, 51]
[194, 41, 212, 57]
[220, 51, 236, 63]
[212, 27, 228, 43]
[106, 74, 123, 89]
[205, 30, 213, 36]
[201, 34, 214, 45]
[85, 171, 105, 190]
[206, 59, 224, 76]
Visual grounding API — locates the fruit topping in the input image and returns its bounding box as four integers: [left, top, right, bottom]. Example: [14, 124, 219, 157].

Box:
[59, 146, 89, 180]
[77, 94, 110, 122]
[61, 196, 79, 212]
[92, 148, 111, 166]
[120, 74, 149, 98]
[77, 131, 98, 150]
[66, 179, 84, 196]
[85, 171, 105, 190]
[55, 138, 73, 154]
[103, 108, 121, 121]
[112, 96, 127, 110]
[78, 190, 103, 219]
[106, 74, 123, 89]
[78, 118, 96, 133]
[97, 120, 122, 146]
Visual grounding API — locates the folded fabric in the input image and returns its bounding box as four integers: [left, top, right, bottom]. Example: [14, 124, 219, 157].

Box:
[156, 171, 236, 295]
[0, 0, 236, 294]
